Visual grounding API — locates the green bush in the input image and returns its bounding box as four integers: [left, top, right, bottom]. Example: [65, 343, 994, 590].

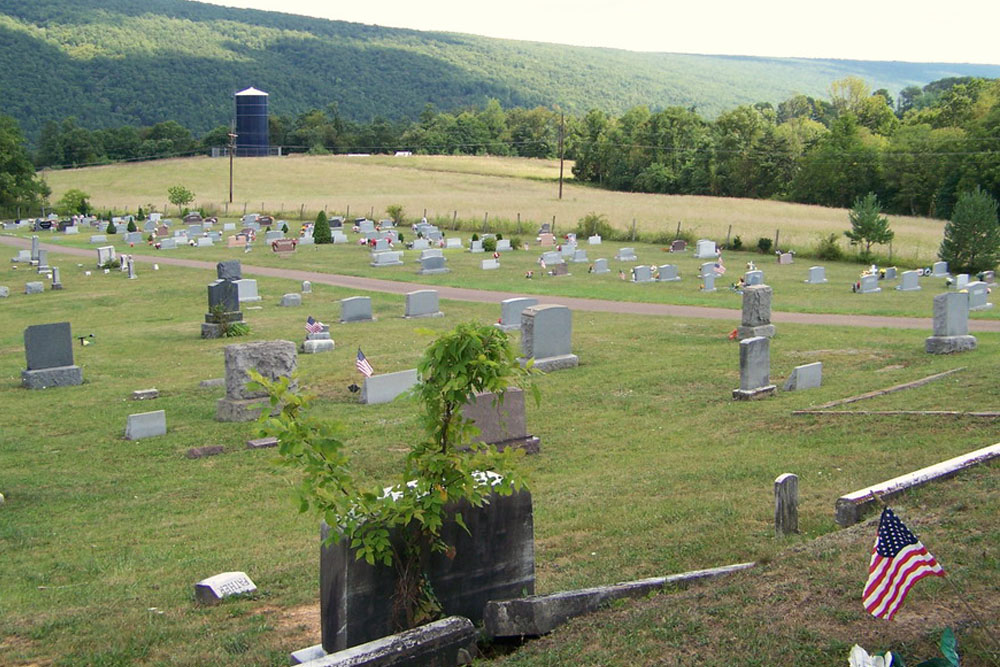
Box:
[814, 233, 844, 261]
[313, 211, 332, 244]
[482, 237, 497, 252]
[731, 235, 743, 250]
[574, 212, 615, 240]
[126, 220, 137, 233]
[471, 233, 479, 242]
[509, 236, 523, 250]
[106, 220, 116, 234]
[757, 237, 773, 254]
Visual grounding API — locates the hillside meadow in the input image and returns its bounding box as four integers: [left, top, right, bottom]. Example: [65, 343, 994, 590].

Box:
[41, 154, 949, 264]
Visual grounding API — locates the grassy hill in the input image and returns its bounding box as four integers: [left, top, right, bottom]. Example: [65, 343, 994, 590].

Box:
[3, 0, 1000, 140]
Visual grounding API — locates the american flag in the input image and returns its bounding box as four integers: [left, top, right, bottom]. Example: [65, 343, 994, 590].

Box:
[356, 348, 374, 377]
[305, 316, 324, 334]
[713, 261, 726, 275]
[862, 507, 945, 620]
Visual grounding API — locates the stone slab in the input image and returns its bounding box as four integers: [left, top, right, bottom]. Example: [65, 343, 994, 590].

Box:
[24, 322, 74, 370]
[783, 362, 822, 391]
[24, 281, 44, 295]
[340, 297, 373, 323]
[125, 410, 167, 440]
[186, 445, 224, 459]
[924, 335, 977, 354]
[194, 571, 257, 604]
[221, 340, 298, 401]
[131, 388, 160, 401]
[360, 369, 419, 405]
[303, 339, 336, 354]
[246, 436, 279, 449]
[21, 366, 83, 389]
[303, 617, 476, 667]
[280, 293, 302, 307]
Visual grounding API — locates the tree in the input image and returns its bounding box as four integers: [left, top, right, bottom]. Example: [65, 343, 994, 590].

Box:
[845, 192, 894, 259]
[166, 185, 194, 213]
[386, 204, 405, 225]
[939, 186, 1000, 274]
[313, 210, 331, 244]
[0, 115, 48, 215]
[56, 188, 92, 216]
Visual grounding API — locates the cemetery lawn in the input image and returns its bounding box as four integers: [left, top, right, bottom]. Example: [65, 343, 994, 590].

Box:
[12, 230, 1000, 322]
[2, 245, 998, 665]
[42, 154, 947, 262]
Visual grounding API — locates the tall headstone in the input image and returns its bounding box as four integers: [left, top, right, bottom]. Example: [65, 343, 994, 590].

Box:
[340, 296, 373, 323]
[21, 322, 83, 389]
[694, 239, 716, 258]
[805, 266, 827, 284]
[701, 273, 716, 292]
[50, 266, 63, 290]
[30, 235, 39, 262]
[737, 285, 775, 339]
[404, 290, 443, 318]
[732, 336, 776, 400]
[896, 270, 921, 292]
[925, 292, 976, 354]
[202, 280, 243, 339]
[216, 340, 298, 421]
[774, 474, 799, 537]
[519, 305, 578, 372]
[36, 249, 49, 272]
[496, 297, 538, 331]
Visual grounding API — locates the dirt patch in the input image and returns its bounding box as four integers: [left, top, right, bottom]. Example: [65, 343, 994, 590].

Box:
[258, 603, 321, 650]
[0, 634, 50, 667]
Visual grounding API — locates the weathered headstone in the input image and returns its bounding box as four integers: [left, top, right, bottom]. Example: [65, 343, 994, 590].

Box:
[925, 292, 977, 354]
[216, 340, 297, 421]
[24, 281, 44, 295]
[805, 266, 827, 284]
[733, 336, 776, 400]
[340, 296, 373, 323]
[966, 281, 993, 311]
[591, 258, 610, 274]
[125, 410, 167, 440]
[51, 266, 63, 289]
[21, 322, 83, 389]
[194, 572, 257, 604]
[127, 256, 136, 280]
[774, 473, 799, 537]
[301, 280, 311, 294]
[36, 249, 49, 272]
[519, 305, 578, 372]
[896, 270, 921, 291]
[783, 362, 822, 391]
[737, 285, 775, 339]
[217, 260, 242, 281]
[0, 286, 9, 298]
[614, 247, 637, 261]
[404, 290, 443, 318]
[360, 369, 419, 404]
[30, 235, 39, 262]
[497, 297, 539, 331]
[201, 280, 243, 339]
[418, 255, 449, 274]
[461, 388, 540, 453]
[11, 249, 31, 263]
[657, 264, 680, 282]
[279, 293, 302, 307]
[694, 239, 716, 259]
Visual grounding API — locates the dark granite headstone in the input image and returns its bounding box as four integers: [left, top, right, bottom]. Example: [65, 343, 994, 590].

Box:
[207, 280, 240, 313]
[24, 322, 74, 370]
[216, 260, 242, 281]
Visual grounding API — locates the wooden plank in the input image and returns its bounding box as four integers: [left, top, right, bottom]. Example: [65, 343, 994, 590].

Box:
[834, 443, 1000, 527]
[794, 410, 1000, 418]
[808, 367, 964, 410]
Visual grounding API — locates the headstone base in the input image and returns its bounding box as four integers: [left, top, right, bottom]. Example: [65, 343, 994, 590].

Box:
[495, 323, 521, 332]
[732, 385, 776, 400]
[858, 286, 882, 294]
[403, 310, 445, 319]
[370, 259, 404, 267]
[492, 435, 541, 455]
[659, 276, 681, 283]
[215, 397, 274, 422]
[51, 283, 63, 291]
[969, 302, 994, 312]
[302, 339, 335, 354]
[289, 644, 326, 665]
[737, 324, 775, 339]
[700, 285, 716, 293]
[21, 365, 83, 389]
[924, 335, 977, 354]
[201, 323, 224, 339]
[519, 354, 579, 372]
[418, 268, 451, 275]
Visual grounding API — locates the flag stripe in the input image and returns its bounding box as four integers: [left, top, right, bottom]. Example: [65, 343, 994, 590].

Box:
[356, 348, 374, 377]
[864, 548, 943, 618]
[862, 508, 944, 620]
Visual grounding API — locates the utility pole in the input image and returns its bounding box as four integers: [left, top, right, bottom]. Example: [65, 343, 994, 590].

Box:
[227, 125, 238, 204]
[558, 112, 565, 200]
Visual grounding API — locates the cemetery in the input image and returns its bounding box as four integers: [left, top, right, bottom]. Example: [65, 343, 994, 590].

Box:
[0, 211, 998, 666]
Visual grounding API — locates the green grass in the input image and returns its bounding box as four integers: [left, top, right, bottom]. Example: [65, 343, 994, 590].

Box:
[1, 240, 998, 665]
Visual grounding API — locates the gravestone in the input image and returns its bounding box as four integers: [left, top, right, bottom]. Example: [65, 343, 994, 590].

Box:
[896, 270, 921, 291]
[0, 286, 8, 298]
[953, 274, 970, 290]
[159, 237, 177, 250]
[51, 266, 63, 290]
[36, 250, 49, 272]
[63, 225, 78, 235]
[657, 264, 680, 282]
[156, 225, 170, 237]
[331, 231, 349, 244]
[360, 369, 419, 404]
[340, 296, 373, 323]
[216, 340, 297, 421]
[30, 235, 39, 262]
[264, 230, 283, 243]
[733, 336, 776, 400]
[858, 274, 881, 294]
[188, 224, 204, 236]
[588, 235, 602, 245]
[541, 251, 562, 266]
[461, 388, 539, 453]
[550, 263, 569, 276]
[615, 247, 637, 261]
[700, 262, 716, 277]
[89, 234, 107, 244]
[496, 239, 512, 252]
[570, 249, 588, 263]
[966, 281, 993, 311]
[320, 489, 533, 651]
[538, 233, 555, 247]
[371, 251, 404, 267]
[805, 266, 827, 284]
[280, 293, 301, 307]
[774, 474, 799, 537]
[411, 238, 430, 250]
[591, 258, 610, 274]
[470, 240, 484, 253]
[358, 220, 376, 233]
[519, 305, 578, 372]
[925, 292, 976, 354]
[201, 280, 243, 339]
[694, 239, 717, 259]
[419, 255, 449, 275]
[196, 236, 214, 247]
[228, 278, 258, 304]
[21, 322, 83, 389]
[124, 410, 167, 440]
[11, 249, 30, 263]
[419, 248, 443, 262]
[670, 239, 687, 253]
[560, 244, 577, 258]
[980, 270, 996, 285]
[445, 237, 462, 249]
[297, 235, 314, 246]
[931, 261, 949, 277]
[303, 322, 334, 355]
[24, 281, 44, 295]
[127, 257, 136, 280]
[783, 362, 822, 391]
[404, 290, 443, 318]
[223, 223, 236, 231]
[497, 297, 538, 331]
[632, 265, 653, 283]
[373, 238, 390, 252]
[271, 238, 296, 255]
[330, 217, 344, 229]
[777, 252, 793, 265]
[301, 280, 311, 294]
[744, 270, 764, 286]
[701, 273, 716, 292]
[737, 285, 775, 339]
[124, 231, 143, 244]
[194, 572, 257, 604]
[482, 258, 500, 270]
[883, 266, 897, 280]
[537, 222, 551, 234]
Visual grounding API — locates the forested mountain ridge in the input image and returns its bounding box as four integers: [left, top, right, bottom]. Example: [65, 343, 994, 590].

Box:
[3, 0, 1000, 141]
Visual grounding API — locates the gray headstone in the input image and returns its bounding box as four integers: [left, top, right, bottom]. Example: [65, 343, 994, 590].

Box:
[741, 285, 772, 327]
[373, 238, 390, 252]
[541, 251, 562, 266]
[777, 252, 793, 265]
[234, 278, 260, 303]
[445, 237, 462, 249]
[89, 234, 107, 244]
[404, 290, 442, 318]
[498, 297, 538, 330]
[783, 362, 822, 391]
[591, 258, 610, 274]
[858, 274, 881, 294]
[571, 249, 589, 263]
[470, 240, 484, 253]
[632, 265, 653, 283]
[733, 335, 775, 399]
[461, 388, 538, 453]
[520, 305, 578, 371]
[774, 473, 799, 537]
[657, 264, 680, 282]
[694, 239, 716, 258]
[194, 572, 257, 604]
[159, 238, 177, 250]
[482, 258, 500, 270]
[124, 231, 143, 244]
[700, 262, 716, 277]
[0, 286, 8, 298]
[419, 255, 449, 274]
[805, 266, 827, 284]
[744, 270, 764, 286]
[496, 239, 512, 252]
[954, 273, 970, 290]
[280, 293, 302, 307]
[966, 281, 993, 311]
[188, 224, 204, 236]
[217, 260, 242, 281]
[340, 296, 373, 323]
[302, 280, 312, 294]
[896, 270, 921, 291]
[701, 273, 716, 292]
[370, 251, 404, 267]
[588, 235, 602, 245]
[216, 340, 298, 421]
[932, 261, 949, 277]
[24, 281, 44, 295]
[419, 248, 443, 261]
[24, 322, 75, 370]
[883, 266, 897, 280]
[125, 410, 167, 440]
[36, 249, 49, 270]
[30, 235, 39, 261]
[615, 247, 637, 261]
[933, 291, 969, 337]
[411, 238, 430, 250]
[560, 243, 577, 258]
[196, 236, 214, 247]
[360, 369, 419, 404]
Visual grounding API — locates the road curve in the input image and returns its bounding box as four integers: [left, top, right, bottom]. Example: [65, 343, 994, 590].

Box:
[5, 235, 999, 332]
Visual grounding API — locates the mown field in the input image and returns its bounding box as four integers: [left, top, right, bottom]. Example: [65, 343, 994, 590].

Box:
[3, 156, 997, 665]
[41, 154, 948, 264]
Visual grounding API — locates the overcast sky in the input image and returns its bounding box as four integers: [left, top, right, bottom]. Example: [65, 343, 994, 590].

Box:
[198, 0, 1000, 65]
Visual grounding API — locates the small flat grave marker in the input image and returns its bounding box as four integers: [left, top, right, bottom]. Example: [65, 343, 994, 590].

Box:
[194, 572, 257, 604]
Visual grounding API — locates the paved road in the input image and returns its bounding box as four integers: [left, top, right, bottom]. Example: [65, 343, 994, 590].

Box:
[5, 235, 1000, 332]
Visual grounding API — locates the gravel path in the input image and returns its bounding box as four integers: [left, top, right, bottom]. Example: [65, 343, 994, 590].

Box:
[6, 235, 1000, 332]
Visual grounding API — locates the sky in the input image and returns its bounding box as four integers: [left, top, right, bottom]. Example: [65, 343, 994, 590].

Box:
[198, 0, 1000, 65]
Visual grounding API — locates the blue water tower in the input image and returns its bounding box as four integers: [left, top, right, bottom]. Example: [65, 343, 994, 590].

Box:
[234, 87, 269, 157]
